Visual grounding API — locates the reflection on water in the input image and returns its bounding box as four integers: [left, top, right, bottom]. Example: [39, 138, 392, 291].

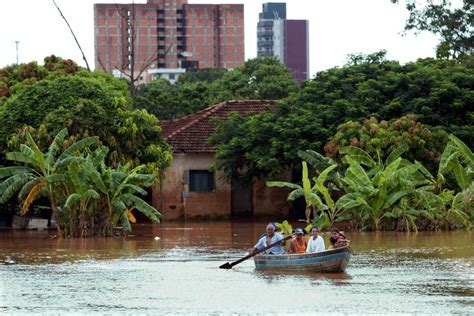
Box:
[0, 221, 472, 314]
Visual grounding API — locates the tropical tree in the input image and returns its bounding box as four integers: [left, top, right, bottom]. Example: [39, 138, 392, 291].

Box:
[87, 147, 161, 233]
[63, 159, 100, 237]
[0, 128, 97, 236]
[267, 161, 340, 227]
[134, 56, 298, 120]
[210, 54, 473, 183]
[438, 134, 474, 227]
[0, 71, 172, 172]
[336, 144, 425, 230]
[325, 115, 449, 173]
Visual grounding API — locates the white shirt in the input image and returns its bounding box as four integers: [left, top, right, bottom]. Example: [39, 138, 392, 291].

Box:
[306, 235, 326, 253]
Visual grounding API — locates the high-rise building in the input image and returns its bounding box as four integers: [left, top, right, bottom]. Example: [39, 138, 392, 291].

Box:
[257, 2, 309, 82]
[94, 0, 244, 83]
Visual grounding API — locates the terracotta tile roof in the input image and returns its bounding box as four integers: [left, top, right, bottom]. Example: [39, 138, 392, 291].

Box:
[159, 100, 277, 153]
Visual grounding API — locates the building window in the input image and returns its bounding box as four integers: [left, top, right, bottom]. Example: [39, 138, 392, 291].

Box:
[169, 73, 176, 80]
[189, 170, 214, 192]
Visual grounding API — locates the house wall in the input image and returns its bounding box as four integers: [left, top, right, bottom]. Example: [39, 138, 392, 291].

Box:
[253, 174, 291, 218]
[154, 153, 292, 220]
[154, 153, 231, 220]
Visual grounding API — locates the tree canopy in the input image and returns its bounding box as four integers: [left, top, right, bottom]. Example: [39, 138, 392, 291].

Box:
[133, 56, 298, 120]
[211, 53, 473, 182]
[0, 68, 172, 172]
[0, 55, 80, 103]
[324, 115, 449, 173]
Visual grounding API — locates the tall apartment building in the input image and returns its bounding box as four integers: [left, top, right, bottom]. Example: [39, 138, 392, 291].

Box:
[257, 2, 309, 82]
[94, 0, 244, 82]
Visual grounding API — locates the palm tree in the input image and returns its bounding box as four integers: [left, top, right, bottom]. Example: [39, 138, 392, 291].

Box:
[0, 128, 97, 236]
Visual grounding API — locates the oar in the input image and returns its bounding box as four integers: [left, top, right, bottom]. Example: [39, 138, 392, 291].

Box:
[219, 235, 292, 269]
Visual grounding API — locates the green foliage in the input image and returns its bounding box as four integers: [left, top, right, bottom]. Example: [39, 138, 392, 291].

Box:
[177, 68, 227, 84]
[0, 128, 160, 238]
[391, 0, 473, 59]
[134, 78, 215, 120]
[439, 134, 474, 191]
[275, 220, 293, 237]
[337, 145, 427, 230]
[211, 54, 472, 183]
[0, 128, 97, 236]
[0, 71, 172, 172]
[134, 57, 297, 120]
[212, 56, 298, 101]
[273, 136, 472, 231]
[268, 161, 342, 225]
[0, 55, 80, 103]
[210, 112, 284, 184]
[85, 148, 161, 234]
[325, 115, 449, 172]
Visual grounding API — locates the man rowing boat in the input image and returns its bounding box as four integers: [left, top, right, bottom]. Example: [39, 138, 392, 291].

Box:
[252, 222, 285, 255]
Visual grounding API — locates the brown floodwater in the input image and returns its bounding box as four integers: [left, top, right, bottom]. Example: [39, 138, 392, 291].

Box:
[0, 221, 472, 314]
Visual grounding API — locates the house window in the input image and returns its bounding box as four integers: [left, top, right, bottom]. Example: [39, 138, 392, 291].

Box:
[189, 170, 214, 192]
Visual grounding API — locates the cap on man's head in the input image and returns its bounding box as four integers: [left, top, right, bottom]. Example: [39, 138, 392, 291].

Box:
[295, 228, 304, 235]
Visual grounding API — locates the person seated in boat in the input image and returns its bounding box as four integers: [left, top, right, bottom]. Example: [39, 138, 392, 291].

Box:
[306, 226, 326, 253]
[253, 222, 286, 255]
[329, 227, 348, 249]
[289, 228, 307, 254]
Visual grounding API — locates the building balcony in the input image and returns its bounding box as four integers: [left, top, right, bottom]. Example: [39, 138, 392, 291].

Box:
[258, 20, 274, 27]
[257, 41, 274, 48]
[257, 51, 274, 57]
[257, 30, 273, 37]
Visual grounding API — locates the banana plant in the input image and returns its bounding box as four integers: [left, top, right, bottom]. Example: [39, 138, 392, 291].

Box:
[63, 159, 100, 237]
[298, 149, 345, 195]
[337, 144, 423, 230]
[439, 134, 473, 191]
[87, 147, 161, 232]
[267, 161, 340, 225]
[0, 128, 97, 236]
[267, 161, 320, 223]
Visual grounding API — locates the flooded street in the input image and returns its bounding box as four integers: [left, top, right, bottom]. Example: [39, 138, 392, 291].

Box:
[0, 221, 472, 314]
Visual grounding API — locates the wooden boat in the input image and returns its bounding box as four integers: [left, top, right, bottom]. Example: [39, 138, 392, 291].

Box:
[254, 246, 352, 272]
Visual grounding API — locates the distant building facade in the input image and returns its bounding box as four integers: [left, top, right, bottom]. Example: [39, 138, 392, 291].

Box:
[94, 0, 244, 83]
[257, 2, 309, 82]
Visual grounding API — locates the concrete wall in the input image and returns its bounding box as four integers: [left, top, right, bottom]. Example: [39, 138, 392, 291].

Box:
[253, 174, 291, 218]
[154, 153, 292, 220]
[154, 153, 231, 220]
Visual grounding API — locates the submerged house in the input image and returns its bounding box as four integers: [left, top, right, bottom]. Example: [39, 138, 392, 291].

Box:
[155, 100, 290, 220]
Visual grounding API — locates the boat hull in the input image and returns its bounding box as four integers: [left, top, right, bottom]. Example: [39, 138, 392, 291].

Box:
[254, 246, 352, 272]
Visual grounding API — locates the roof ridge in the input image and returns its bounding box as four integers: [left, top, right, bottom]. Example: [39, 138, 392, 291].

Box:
[166, 100, 228, 140]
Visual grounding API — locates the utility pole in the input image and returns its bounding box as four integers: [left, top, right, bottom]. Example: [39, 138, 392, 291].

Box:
[14, 40, 20, 65]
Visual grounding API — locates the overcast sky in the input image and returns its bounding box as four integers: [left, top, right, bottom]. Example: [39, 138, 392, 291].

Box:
[0, 0, 440, 78]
